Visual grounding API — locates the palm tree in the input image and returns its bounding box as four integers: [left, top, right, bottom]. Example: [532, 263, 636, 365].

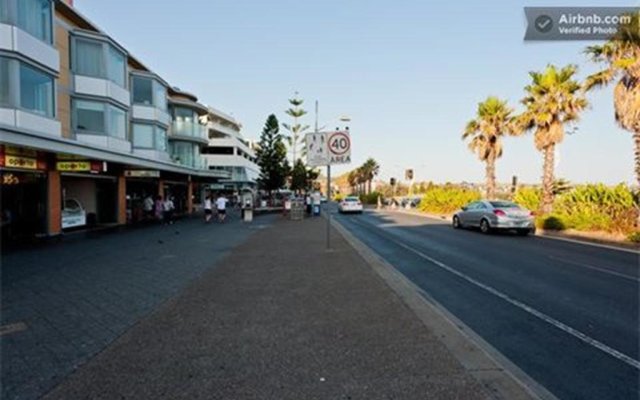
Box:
[462, 96, 516, 199]
[585, 12, 640, 187]
[359, 158, 380, 194]
[518, 64, 588, 213]
[347, 170, 358, 194]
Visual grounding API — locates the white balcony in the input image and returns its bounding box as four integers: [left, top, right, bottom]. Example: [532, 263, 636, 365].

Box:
[132, 148, 172, 163]
[0, 108, 61, 137]
[208, 121, 241, 138]
[170, 120, 208, 144]
[0, 23, 59, 73]
[132, 105, 171, 126]
[75, 134, 132, 153]
[74, 75, 130, 107]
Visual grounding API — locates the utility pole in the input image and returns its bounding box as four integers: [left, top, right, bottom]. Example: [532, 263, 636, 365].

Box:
[316, 100, 331, 250]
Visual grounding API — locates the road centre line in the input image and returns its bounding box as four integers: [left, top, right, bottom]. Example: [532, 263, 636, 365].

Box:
[547, 255, 639, 282]
[347, 217, 640, 371]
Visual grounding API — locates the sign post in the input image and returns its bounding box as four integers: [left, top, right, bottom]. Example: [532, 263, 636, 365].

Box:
[306, 129, 352, 250]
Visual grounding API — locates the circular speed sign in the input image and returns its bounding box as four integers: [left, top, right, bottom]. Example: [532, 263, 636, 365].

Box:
[328, 131, 351, 156]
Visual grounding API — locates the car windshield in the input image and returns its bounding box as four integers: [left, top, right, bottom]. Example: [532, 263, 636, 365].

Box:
[489, 201, 519, 209]
[345, 197, 359, 202]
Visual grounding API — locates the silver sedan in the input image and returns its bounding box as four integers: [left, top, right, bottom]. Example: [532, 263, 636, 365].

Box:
[452, 200, 536, 236]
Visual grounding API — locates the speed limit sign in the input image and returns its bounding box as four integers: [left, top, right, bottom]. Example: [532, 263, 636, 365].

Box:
[327, 131, 351, 164]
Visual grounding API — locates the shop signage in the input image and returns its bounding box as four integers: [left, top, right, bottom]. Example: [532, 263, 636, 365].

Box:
[56, 161, 104, 173]
[124, 170, 161, 178]
[1, 172, 21, 185]
[3, 155, 38, 170]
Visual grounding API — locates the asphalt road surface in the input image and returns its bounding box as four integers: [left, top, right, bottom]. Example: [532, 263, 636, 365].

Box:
[334, 209, 639, 400]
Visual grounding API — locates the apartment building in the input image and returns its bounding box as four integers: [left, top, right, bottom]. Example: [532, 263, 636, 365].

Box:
[202, 107, 260, 192]
[0, 0, 242, 241]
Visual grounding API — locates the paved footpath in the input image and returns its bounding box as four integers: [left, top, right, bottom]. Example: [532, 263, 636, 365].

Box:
[4, 214, 499, 399]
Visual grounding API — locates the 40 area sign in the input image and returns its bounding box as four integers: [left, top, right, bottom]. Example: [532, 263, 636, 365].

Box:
[305, 130, 352, 166]
[327, 131, 351, 164]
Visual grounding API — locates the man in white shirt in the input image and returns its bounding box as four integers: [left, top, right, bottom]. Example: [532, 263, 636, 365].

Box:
[204, 195, 213, 223]
[216, 194, 229, 223]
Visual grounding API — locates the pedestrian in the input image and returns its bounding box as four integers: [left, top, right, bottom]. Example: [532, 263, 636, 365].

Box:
[204, 194, 213, 223]
[215, 193, 228, 223]
[143, 194, 154, 220]
[163, 196, 175, 225]
[154, 195, 164, 222]
[305, 194, 312, 215]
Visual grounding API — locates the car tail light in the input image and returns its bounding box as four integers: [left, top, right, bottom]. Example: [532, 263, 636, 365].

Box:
[493, 209, 506, 217]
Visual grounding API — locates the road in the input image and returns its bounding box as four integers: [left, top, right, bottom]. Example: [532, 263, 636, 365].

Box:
[333, 209, 639, 400]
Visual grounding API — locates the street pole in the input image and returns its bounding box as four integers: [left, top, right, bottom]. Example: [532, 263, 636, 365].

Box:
[316, 100, 331, 250]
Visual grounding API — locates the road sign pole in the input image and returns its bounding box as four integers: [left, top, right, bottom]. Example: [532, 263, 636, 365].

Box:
[327, 164, 331, 250]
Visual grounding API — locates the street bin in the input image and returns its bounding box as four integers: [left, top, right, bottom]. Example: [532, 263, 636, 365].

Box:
[290, 199, 305, 221]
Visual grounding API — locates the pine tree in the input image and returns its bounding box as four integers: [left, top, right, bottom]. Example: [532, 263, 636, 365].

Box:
[256, 115, 288, 196]
[282, 93, 310, 166]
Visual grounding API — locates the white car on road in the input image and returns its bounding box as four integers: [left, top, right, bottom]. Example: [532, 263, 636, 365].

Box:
[338, 196, 363, 214]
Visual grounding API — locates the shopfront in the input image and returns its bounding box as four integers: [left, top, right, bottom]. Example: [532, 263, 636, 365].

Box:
[124, 169, 160, 223]
[0, 146, 49, 242]
[58, 160, 118, 229]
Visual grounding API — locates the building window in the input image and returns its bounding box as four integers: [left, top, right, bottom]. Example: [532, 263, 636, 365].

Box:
[170, 141, 200, 168]
[132, 123, 153, 148]
[109, 105, 126, 139]
[107, 46, 125, 87]
[15, 0, 52, 43]
[132, 76, 166, 110]
[0, 57, 10, 106]
[132, 76, 152, 105]
[75, 100, 105, 133]
[75, 39, 103, 78]
[0, 56, 55, 117]
[73, 99, 127, 138]
[132, 123, 167, 151]
[19, 62, 54, 117]
[73, 36, 126, 87]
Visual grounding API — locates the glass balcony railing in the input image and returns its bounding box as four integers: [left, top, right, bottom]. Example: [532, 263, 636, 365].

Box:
[170, 119, 207, 140]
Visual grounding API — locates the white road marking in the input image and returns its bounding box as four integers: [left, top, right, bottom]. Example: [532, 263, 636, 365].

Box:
[348, 217, 640, 371]
[548, 255, 640, 282]
[378, 209, 640, 255]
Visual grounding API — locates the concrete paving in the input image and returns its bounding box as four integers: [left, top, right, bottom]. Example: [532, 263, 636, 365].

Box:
[1, 212, 273, 400]
[35, 216, 491, 400]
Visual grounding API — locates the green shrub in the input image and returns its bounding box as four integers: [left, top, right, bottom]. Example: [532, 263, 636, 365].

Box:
[539, 215, 567, 230]
[359, 191, 382, 205]
[513, 187, 542, 212]
[418, 186, 481, 214]
[552, 184, 636, 234]
[627, 231, 640, 243]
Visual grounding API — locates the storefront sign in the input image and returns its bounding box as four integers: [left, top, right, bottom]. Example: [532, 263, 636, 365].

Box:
[1, 172, 21, 185]
[124, 170, 161, 178]
[3, 155, 38, 170]
[56, 161, 104, 173]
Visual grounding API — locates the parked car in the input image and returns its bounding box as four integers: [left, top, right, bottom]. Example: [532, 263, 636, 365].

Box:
[452, 200, 535, 236]
[61, 198, 87, 229]
[338, 196, 363, 214]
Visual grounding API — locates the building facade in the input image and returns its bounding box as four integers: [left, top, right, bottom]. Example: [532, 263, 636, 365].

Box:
[202, 107, 260, 192]
[0, 0, 249, 241]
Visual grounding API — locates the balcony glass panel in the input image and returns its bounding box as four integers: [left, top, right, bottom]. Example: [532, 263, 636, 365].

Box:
[17, 0, 52, 43]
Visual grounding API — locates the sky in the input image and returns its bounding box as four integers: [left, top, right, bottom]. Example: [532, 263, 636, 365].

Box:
[75, 0, 636, 185]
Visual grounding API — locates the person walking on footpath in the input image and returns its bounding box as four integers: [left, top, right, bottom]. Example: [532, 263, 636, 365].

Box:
[154, 195, 164, 222]
[215, 193, 228, 223]
[163, 196, 175, 225]
[143, 194, 154, 220]
[204, 194, 213, 223]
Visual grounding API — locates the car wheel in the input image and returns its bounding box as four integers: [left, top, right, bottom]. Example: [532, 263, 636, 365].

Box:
[480, 219, 491, 234]
[452, 216, 461, 229]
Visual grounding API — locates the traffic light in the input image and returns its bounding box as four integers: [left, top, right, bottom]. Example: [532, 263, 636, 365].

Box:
[390, 177, 396, 186]
[405, 169, 414, 180]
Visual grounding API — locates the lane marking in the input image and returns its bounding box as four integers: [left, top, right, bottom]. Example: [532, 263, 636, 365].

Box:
[346, 217, 640, 371]
[377, 209, 640, 255]
[547, 255, 640, 282]
[0, 322, 28, 337]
